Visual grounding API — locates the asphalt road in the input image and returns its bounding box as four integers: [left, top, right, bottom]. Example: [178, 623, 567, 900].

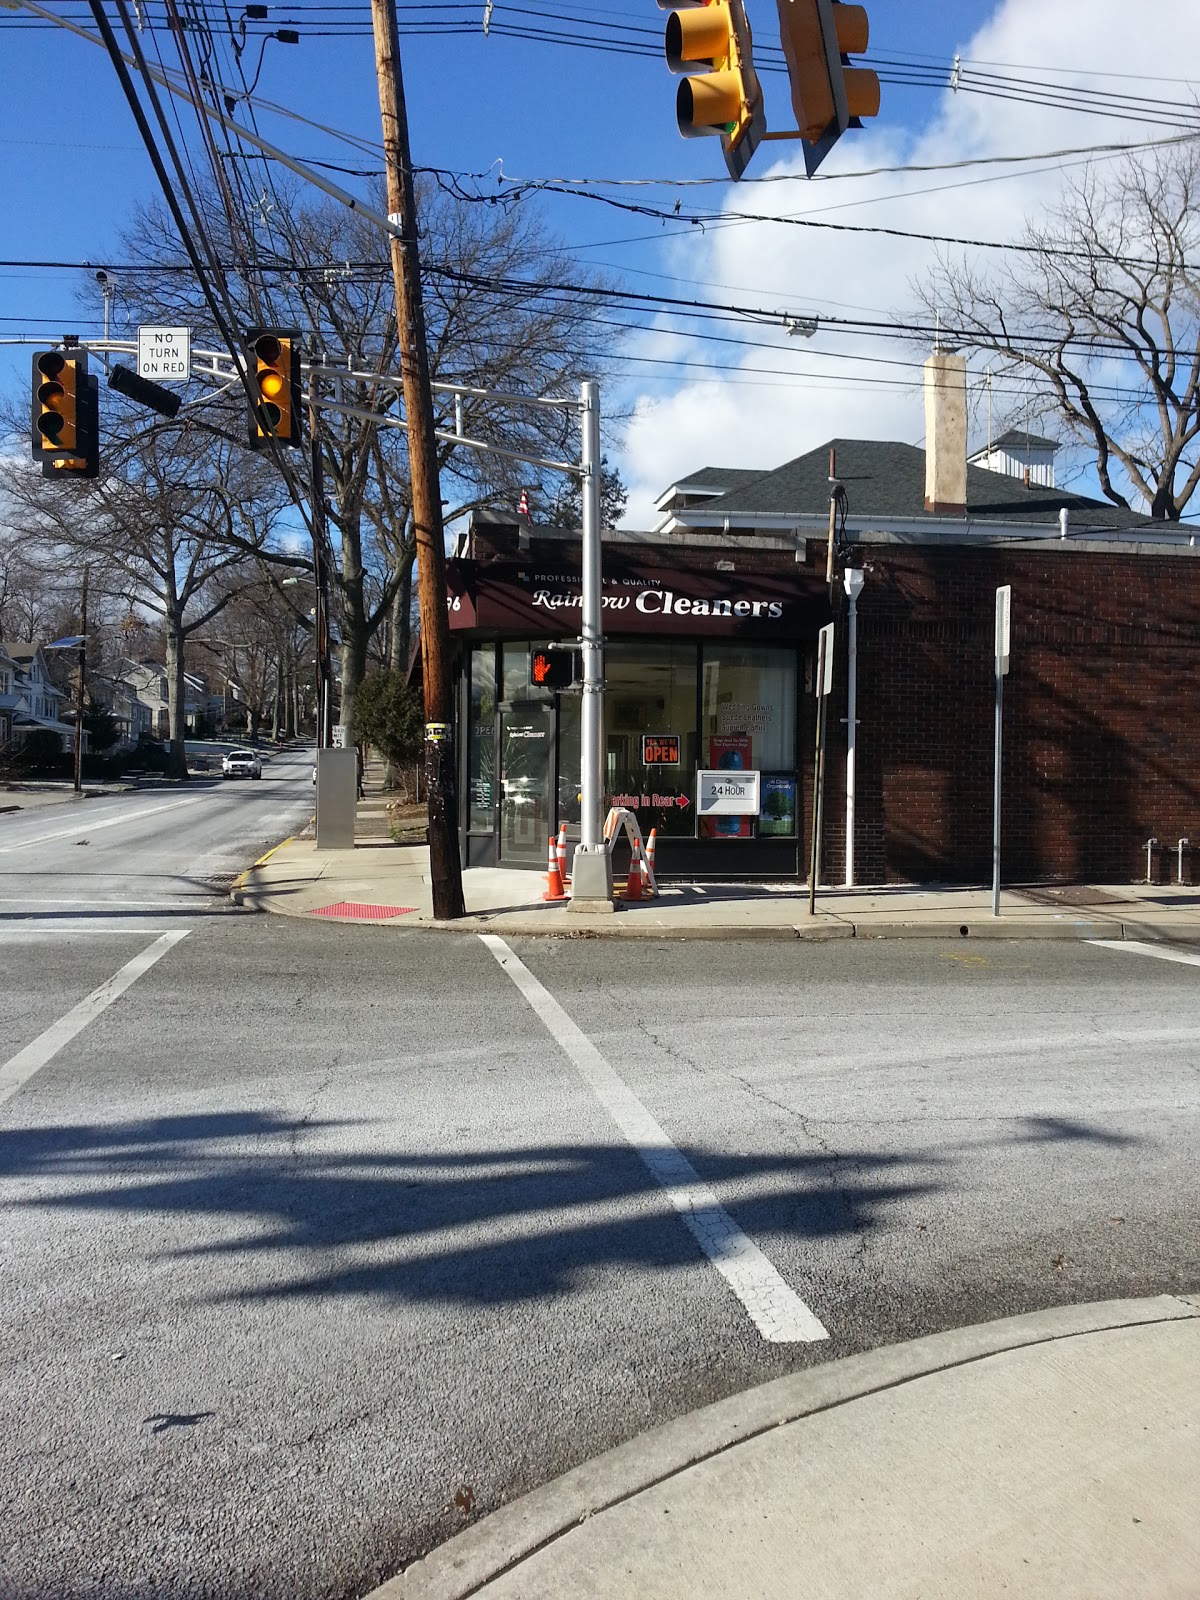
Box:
[1, 876, 1198, 1597]
[0, 746, 316, 919]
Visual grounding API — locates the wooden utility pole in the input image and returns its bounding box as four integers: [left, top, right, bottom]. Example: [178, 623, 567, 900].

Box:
[73, 564, 89, 796]
[370, 0, 465, 919]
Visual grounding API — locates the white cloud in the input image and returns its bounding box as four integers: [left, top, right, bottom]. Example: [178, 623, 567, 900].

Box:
[616, 0, 1200, 526]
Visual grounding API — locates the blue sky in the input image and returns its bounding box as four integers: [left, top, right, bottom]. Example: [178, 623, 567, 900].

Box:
[2, 0, 1198, 522]
[0, 2, 992, 376]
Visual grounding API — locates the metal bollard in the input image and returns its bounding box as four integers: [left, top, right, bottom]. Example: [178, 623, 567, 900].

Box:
[1146, 837, 1168, 885]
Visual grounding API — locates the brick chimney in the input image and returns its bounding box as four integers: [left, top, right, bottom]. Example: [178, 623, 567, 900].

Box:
[924, 350, 967, 515]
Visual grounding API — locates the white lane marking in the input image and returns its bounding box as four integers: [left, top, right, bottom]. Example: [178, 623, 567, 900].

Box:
[0, 931, 190, 1110]
[479, 933, 828, 1344]
[0, 923, 187, 940]
[0, 797, 205, 854]
[1090, 939, 1200, 969]
[0, 898, 211, 907]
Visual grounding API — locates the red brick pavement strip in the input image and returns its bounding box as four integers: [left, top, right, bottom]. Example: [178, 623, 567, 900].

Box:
[309, 901, 417, 920]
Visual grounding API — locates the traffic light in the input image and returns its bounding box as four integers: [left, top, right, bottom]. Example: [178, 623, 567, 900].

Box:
[32, 351, 99, 479]
[245, 327, 302, 449]
[109, 363, 182, 419]
[530, 648, 576, 691]
[32, 349, 83, 458]
[660, 0, 765, 181]
[775, 0, 880, 174]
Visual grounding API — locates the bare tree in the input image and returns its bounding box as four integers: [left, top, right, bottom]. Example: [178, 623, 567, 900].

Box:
[918, 145, 1200, 520]
[0, 422, 285, 777]
[112, 181, 615, 728]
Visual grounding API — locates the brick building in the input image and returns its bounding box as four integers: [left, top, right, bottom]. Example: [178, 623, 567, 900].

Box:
[447, 354, 1199, 885]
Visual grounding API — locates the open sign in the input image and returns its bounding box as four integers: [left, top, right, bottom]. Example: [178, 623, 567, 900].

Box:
[642, 734, 680, 766]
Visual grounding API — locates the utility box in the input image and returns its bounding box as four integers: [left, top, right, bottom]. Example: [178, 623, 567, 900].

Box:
[316, 747, 357, 849]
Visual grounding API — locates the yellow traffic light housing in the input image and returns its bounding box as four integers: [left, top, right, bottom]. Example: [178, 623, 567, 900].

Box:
[246, 327, 302, 449]
[661, 0, 765, 180]
[32, 351, 99, 479]
[33, 349, 81, 456]
[775, 0, 880, 173]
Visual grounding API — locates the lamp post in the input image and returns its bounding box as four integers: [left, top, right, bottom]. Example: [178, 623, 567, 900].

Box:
[281, 570, 325, 743]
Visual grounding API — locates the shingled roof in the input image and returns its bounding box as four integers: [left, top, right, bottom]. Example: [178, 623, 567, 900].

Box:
[676, 439, 1156, 531]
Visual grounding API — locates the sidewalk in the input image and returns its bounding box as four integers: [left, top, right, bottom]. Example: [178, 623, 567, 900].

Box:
[232, 830, 1200, 943]
[375, 1295, 1200, 1600]
[0, 780, 134, 815]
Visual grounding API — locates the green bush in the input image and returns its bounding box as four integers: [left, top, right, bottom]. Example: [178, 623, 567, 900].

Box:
[351, 670, 423, 767]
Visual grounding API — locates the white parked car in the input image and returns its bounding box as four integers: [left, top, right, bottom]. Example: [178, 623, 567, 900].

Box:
[222, 749, 262, 780]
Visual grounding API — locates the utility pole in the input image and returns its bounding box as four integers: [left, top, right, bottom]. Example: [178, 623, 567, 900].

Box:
[73, 565, 89, 796]
[307, 364, 330, 749]
[370, 0, 465, 920]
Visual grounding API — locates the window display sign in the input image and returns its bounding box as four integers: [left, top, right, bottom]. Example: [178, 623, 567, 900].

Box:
[759, 775, 797, 837]
[701, 732, 754, 836]
[641, 733, 680, 765]
[698, 768, 761, 815]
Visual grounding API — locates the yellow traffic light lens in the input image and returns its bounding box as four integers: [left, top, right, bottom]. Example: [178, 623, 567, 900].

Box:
[259, 371, 285, 399]
[678, 69, 742, 135]
[666, 2, 732, 73]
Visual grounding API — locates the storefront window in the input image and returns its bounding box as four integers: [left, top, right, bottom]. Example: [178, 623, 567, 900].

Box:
[604, 641, 697, 838]
[468, 647, 497, 833]
[700, 645, 798, 837]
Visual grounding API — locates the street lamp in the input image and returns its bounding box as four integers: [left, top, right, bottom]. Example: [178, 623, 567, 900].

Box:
[280, 570, 329, 746]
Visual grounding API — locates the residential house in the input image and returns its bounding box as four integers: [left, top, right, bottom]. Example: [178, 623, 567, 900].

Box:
[112, 659, 205, 739]
[0, 643, 18, 746]
[0, 641, 85, 752]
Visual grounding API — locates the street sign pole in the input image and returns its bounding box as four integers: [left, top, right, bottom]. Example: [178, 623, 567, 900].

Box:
[992, 585, 1011, 918]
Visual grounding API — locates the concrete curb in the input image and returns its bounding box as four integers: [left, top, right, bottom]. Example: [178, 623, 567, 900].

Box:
[369, 1293, 1200, 1600]
[228, 887, 1200, 946]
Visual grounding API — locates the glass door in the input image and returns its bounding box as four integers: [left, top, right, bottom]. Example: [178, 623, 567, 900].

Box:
[499, 701, 554, 865]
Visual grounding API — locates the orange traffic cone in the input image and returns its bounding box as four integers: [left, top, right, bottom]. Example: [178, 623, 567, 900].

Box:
[544, 836, 568, 902]
[625, 852, 642, 902]
[646, 827, 657, 875]
[556, 823, 569, 884]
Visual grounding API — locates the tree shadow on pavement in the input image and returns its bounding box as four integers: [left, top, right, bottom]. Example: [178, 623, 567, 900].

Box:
[0, 1108, 1140, 1310]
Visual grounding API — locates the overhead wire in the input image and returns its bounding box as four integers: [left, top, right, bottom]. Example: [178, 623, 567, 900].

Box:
[97, 0, 317, 533]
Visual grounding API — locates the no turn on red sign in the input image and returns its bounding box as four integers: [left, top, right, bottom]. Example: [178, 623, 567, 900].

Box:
[137, 326, 191, 383]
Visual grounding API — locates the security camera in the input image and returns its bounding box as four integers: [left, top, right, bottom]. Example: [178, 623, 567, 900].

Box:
[95, 270, 109, 285]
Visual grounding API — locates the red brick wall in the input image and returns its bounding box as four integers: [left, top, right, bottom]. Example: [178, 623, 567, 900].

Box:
[819, 543, 1200, 884]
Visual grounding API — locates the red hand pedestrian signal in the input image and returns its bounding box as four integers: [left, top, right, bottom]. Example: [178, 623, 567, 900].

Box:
[529, 649, 575, 690]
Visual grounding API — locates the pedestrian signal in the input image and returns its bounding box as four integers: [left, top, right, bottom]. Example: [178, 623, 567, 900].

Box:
[530, 649, 575, 690]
